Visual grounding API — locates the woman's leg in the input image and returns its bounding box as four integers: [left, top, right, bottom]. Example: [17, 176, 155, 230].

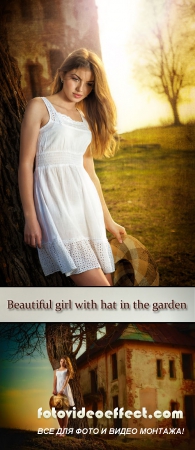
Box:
[56, 414, 68, 436]
[70, 268, 112, 286]
[105, 273, 113, 286]
[62, 414, 68, 430]
[56, 416, 64, 434]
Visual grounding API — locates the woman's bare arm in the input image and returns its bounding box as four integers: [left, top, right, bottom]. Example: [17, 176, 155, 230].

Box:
[18, 98, 48, 248]
[83, 148, 126, 243]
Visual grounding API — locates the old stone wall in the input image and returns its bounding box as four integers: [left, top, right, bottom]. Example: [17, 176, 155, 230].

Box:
[125, 342, 195, 435]
[2, 0, 101, 100]
[78, 342, 195, 437]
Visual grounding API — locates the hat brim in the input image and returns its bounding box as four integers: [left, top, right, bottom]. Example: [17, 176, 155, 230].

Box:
[110, 235, 159, 287]
[49, 394, 69, 410]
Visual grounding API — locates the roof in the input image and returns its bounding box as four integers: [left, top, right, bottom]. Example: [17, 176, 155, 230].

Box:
[77, 323, 195, 366]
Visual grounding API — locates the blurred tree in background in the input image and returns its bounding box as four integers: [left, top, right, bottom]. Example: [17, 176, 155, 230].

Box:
[133, 0, 195, 125]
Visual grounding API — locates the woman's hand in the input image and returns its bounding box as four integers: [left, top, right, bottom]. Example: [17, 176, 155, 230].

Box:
[53, 390, 57, 395]
[59, 390, 64, 395]
[24, 217, 42, 249]
[106, 220, 126, 243]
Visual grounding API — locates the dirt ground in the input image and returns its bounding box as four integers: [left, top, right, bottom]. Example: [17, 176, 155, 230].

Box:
[1, 428, 195, 450]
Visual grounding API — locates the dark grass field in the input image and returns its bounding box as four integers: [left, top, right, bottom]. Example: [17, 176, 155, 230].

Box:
[95, 125, 195, 286]
[1, 428, 194, 450]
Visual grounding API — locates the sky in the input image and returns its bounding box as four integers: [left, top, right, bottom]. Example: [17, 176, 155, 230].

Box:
[0, 326, 97, 431]
[0, 335, 57, 430]
[95, 0, 195, 133]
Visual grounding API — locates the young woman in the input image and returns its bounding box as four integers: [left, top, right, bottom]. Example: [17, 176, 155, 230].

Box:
[53, 357, 74, 435]
[19, 48, 126, 286]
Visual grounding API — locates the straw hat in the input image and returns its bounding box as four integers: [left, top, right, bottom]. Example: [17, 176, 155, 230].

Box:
[110, 235, 159, 286]
[49, 394, 69, 410]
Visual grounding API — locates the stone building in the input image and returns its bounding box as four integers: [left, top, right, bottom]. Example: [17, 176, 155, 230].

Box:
[77, 323, 195, 438]
[2, 0, 101, 100]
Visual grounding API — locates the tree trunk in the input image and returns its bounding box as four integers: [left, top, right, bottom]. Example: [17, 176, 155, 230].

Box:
[0, 27, 74, 287]
[46, 323, 88, 433]
[170, 97, 181, 126]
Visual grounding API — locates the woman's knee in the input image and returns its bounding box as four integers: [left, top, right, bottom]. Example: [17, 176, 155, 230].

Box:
[70, 268, 111, 286]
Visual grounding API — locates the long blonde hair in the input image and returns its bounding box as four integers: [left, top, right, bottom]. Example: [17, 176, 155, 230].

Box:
[52, 48, 117, 158]
[61, 356, 74, 379]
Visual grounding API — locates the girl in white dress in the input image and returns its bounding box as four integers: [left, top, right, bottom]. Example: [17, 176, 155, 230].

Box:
[19, 48, 126, 286]
[53, 356, 74, 434]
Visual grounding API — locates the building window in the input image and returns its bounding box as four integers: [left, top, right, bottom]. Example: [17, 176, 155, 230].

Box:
[49, 49, 64, 79]
[182, 354, 193, 380]
[20, 0, 32, 20]
[156, 359, 162, 378]
[90, 370, 97, 394]
[112, 353, 118, 380]
[92, 401, 98, 427]
[171, 402, 179, 427]
[28, 63, 43, 97]
[40, 0, 56, 20]
[113, 395, 122, 428]
[169, 360, 176, 379]
[184, 396, 195, 430]
[2, 7, 12, 23]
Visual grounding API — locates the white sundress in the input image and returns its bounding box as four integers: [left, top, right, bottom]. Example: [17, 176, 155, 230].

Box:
[34, 97, 115, 277]
[56, 369, 74, 406]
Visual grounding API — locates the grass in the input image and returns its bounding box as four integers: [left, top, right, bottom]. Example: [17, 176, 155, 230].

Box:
[95, 125, 195, 286]
[1, 429, 194, 450]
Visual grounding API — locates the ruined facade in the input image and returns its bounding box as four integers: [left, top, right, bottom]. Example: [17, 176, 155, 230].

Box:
[77, 323, 195, 438]
[2, 0, 101, 100]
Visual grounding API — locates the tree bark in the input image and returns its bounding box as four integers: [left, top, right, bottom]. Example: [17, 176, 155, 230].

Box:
[170, 98, 181, 126]
[0, 28, 74, 287]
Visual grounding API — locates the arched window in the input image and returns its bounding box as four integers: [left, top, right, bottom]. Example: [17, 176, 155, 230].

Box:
[20, 0, 32, 20]
[49, 49, 64, 79]
[40, 0, 55, 19]
[28, 63, 42, 97]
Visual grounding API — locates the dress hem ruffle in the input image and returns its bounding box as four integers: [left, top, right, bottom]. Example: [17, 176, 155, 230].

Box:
[38, 237, 115, 277]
